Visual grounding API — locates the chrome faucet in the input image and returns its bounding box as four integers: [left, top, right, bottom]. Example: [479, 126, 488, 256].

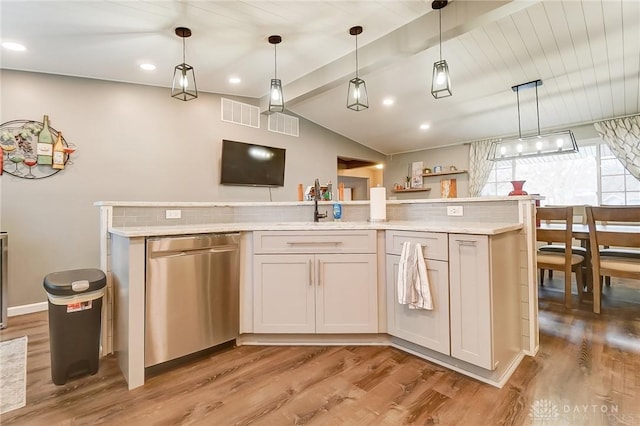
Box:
[314, 178, 327, 222]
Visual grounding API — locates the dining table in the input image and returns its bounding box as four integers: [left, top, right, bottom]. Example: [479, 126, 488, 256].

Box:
[536, 222, 640, 301]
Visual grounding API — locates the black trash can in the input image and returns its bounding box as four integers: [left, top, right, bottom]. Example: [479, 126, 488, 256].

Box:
[43, 268, 106, 385]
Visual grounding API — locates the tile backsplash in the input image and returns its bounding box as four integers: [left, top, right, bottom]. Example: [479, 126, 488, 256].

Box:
[110, 200, 520, 228]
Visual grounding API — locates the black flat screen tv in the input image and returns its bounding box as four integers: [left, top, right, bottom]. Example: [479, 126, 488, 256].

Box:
[220, 139, 286, 187]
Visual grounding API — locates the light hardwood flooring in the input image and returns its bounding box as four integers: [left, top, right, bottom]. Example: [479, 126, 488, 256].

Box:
[1, 277, 639, 426]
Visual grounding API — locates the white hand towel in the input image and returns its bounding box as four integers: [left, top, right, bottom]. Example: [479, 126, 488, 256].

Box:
[396, 241, 433, 310]
[410, 243, 433, 310]
[397, 241, 412, 305]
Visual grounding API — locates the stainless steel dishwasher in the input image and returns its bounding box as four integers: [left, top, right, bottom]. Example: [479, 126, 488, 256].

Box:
[145, 233, 240, 367]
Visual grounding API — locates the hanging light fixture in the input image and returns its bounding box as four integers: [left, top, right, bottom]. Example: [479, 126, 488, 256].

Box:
[431, 0, 452, 99]
[487, 79, 578, 160]
[171, 27, 197, 101]
[268, 35, 284, 112]
[347, 25, 369, 111]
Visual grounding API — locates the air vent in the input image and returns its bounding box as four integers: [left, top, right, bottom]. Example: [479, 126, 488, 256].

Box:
[221, 98, 260, 128]
[268, 112, 299, 137]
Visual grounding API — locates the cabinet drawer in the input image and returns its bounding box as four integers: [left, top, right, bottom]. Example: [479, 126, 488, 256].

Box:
[253, 230, 376, 254]
[385, 230, 448, 261]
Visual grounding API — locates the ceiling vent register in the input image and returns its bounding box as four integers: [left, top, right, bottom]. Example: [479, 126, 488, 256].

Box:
[268, 112, 299, 137]
[221, 98, 260, 128]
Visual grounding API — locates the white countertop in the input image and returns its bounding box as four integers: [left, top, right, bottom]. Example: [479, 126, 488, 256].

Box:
[95, 195, 538, 208]
[109, 220, 523, 237]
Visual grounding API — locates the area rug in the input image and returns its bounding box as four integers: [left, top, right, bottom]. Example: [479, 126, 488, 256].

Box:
[0, 336, 28, 414]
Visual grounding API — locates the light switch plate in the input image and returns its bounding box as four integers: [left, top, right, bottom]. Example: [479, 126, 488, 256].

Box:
[165, 209, 182, 219]
[447, 206, 463, 216]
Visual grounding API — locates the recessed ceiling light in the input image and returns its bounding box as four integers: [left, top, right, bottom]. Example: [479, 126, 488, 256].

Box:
[375, 164, 384, 169]
[229, 77, 241, 84]
[420, 123, 430, 130]
[2, 41, 26, 51]
[382, 98, 394, 106]
[139, 63, 156, 71]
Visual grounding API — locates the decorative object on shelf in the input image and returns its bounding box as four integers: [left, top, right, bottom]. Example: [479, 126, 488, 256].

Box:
[268, 35, 284, 112]
[487, 80, 578, 160]
[0, 118, 74, 179]
[449, 165, 457, 171]
[431, 0, 452, 99]
[347, 26, 369, 111]
[410, 161, 423, 188]
[440, 178, 457, 198]
[423, 167, 432, 174]
[509, 180, 528, 196]
[171, 27, 198, 101]
[433, 165, 443, 173]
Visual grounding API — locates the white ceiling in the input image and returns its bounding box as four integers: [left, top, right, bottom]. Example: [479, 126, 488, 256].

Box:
[1, 1, 639, 155]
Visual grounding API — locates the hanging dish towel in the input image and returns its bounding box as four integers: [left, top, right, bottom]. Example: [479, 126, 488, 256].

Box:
[397, 241, 434, 310]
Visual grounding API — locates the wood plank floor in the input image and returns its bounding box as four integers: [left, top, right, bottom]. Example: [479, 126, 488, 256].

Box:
[1, 277, 639, 426]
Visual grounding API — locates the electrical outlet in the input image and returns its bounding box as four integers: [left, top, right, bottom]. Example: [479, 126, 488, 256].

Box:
[165, 209, 182, 219]
[447, 206, 463, 216]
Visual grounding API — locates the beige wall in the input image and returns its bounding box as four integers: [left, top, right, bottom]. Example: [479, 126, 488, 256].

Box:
[0, 70, 384, 306]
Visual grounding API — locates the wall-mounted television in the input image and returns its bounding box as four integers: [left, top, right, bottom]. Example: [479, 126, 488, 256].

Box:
[220, 139, 286, 187]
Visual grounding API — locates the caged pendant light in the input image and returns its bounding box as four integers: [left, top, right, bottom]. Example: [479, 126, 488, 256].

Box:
[347, 25, 369, 111]
[487, 79, 578, 160]
[431, 0, 452, 99]
[171, 27, 197, 101]
[268, 35, 285, 113]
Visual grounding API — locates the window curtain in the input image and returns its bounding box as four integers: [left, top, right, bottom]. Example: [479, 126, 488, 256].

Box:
[594, 115, 640, 180]
[468, 139, 496, 197]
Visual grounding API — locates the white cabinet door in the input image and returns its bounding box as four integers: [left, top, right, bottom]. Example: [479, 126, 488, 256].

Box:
[386, 254, 450, 354]
[315, 254, 378, 333]
[448, 234, 494, 370]
[253, 254, 315, 333]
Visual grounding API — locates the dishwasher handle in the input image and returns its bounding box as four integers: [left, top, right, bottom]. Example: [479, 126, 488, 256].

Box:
[147, 233, 240, 254]
[148, 245, 238, 259]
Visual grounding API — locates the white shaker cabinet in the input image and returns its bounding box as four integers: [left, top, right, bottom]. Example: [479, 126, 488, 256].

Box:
[448, 233, 520, 371]
[253, 254, 315, 333]
[385, 231, 450, 355]
[253, 231, 378, 334]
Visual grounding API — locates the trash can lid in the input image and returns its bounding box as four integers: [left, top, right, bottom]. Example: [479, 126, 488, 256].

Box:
[43, 268, 106, 296]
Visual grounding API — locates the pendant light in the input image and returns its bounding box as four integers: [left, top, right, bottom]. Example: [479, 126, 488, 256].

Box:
[268, 35, 284, 112]
[431, 0, 452, 99]
[347, 26, 369, 111]
[171, 27, 197, 101]
[487, 79, 578, 160]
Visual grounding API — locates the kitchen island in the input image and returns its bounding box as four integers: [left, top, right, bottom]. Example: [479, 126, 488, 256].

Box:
[96, 197, 538, 390]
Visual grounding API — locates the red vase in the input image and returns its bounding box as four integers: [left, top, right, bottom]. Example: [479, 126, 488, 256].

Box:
[509, 180, 528, 196]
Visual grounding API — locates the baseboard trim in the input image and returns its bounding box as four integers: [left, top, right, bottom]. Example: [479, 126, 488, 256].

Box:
[8, 301, 48, 317]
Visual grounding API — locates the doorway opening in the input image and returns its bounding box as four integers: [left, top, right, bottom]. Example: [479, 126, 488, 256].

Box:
[337, 157, 384, 201]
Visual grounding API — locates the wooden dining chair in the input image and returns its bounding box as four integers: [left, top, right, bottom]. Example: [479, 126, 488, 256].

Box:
[585, 205, 640, 314]
[538, 205, 588, 285]
[536, 207, 586, 308]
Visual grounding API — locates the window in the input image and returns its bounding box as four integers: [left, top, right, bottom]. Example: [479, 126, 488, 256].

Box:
[600, 144, 640, 205]
[481, 141, 639, 205]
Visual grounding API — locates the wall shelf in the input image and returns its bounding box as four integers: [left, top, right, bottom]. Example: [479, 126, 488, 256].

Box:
[421, 170, 468, 178]
[393, 188, 432, 193]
